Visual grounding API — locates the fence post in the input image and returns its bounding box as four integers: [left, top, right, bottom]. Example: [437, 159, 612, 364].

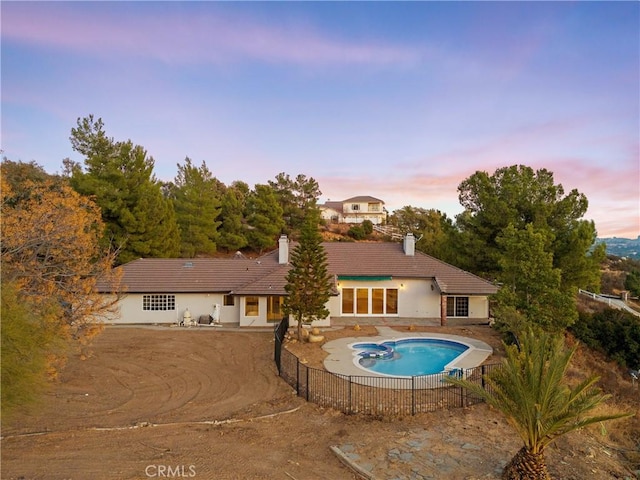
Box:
[296, 358, 300, 396]
[348, 376, 352, 414]
[411, 376, 416, 416]
[481, 365, 486, 391]
[306, 365, 310, 401]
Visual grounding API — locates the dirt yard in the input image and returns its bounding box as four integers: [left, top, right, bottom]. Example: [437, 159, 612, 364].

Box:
[2, 325, 638, 480]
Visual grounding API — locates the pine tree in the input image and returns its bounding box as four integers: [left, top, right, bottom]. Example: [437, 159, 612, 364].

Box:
[69, 115, 180, 264]
[284, 211, 333, 341]
[170, 157, 222, 258]
[218, 184, 248, 252]
[246, 184, 284, 253]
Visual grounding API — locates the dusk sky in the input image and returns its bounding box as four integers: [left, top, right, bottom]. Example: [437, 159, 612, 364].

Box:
[2, 1, 638, 238]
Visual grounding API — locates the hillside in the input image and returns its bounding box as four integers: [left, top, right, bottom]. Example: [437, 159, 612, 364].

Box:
[597, 236, 640, 259]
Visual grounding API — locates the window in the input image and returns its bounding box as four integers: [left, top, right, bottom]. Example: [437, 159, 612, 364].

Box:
[446, 297, 469, 317]
[267, 296, 284, 322]
[341, 287, 398, 315]
[386, 289, 398, 314]
[223, 295, 235, 306]
[342, 288, 354, 314]
[356, 288, 369, 314]
[372, 288, 384, 314]
[245, 297, 259, 316]
[368, 203, 380, 212]
[351, 204, 360, 211]
[142, 294, 176, 311]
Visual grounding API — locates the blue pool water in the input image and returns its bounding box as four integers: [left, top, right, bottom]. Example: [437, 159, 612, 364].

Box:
[353, 338, 469, 376]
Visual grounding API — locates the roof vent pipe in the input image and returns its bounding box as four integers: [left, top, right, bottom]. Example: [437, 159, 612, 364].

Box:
[404, 233, 415, 256]
[278, 235, 289, 264]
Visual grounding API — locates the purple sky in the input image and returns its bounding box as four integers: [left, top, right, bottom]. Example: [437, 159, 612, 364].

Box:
[2, 2, 638, 238]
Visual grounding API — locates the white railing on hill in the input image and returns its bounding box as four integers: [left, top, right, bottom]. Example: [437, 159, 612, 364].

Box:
[373, 224, 403, 240]
[578, 289, 640, 317]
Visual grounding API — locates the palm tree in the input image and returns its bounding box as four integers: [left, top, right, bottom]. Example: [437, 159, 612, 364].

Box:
[446, 328, 632, 480]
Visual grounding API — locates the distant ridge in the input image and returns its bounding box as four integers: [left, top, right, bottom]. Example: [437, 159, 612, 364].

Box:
[596, 236, 640, 259]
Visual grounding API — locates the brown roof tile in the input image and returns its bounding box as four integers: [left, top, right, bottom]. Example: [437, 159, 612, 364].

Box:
[106, 241, 497, 297]
[342, 195, 384, 204]
[107, 258, 281, 294]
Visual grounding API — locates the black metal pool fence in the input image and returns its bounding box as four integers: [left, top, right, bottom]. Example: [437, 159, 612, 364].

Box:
[274, 318, 501, 416]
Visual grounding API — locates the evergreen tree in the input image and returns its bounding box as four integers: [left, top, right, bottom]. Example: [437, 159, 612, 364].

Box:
[389, 206, 458, 264]
[625, 270, 640, 297]
[456, 165, 601, 291]
[455, 165, 603, 332]
[495, 224, 577, 332]
[284, 211, 333, 341]
[245, 184, 284, 253]
[69, 115, 180, 264]
[169, 157, 222, 257]
[268, 172, 321, 235]
[217, 182, 248, 252]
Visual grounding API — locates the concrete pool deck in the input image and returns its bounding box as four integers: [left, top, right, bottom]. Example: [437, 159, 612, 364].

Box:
[322, 326, 493, 378]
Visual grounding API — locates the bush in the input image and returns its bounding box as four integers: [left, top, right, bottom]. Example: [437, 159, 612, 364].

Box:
[1, 282, 58, 417]
[347, 225, 366, 240]
[624, 270, 640, 297]
[570, 308, 640, 369]
[361, 220, 373, 235]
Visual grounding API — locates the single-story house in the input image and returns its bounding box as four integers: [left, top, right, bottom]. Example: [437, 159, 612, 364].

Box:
[100, 234, 497, 327]
[320, 196, 385, 225]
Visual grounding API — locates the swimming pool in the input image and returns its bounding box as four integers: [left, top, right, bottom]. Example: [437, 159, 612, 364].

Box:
[352, 338, 469, 377]
[322, 328, 493, 386]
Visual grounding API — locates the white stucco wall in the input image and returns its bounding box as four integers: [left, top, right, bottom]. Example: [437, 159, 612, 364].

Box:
[467, 296, 490, 319]
[104, 293, 239, 325]
[333, 278, 440, 318]
[320, 207, 341, 223]
[239, 296, 332, 327]
[103, 286, 489, 326]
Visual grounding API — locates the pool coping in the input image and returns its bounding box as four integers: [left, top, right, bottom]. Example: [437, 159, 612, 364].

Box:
[322, 326, 493, 378]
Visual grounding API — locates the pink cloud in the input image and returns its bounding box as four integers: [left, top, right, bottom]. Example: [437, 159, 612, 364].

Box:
[2, 4, 420, 68]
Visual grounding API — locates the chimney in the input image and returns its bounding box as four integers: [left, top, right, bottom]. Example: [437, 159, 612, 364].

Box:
[278, 235, 289, 264]
[403, 233, 415, 256]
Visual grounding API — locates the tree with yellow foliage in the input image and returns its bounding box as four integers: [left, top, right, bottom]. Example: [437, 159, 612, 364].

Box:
[1, 165, 121, 416]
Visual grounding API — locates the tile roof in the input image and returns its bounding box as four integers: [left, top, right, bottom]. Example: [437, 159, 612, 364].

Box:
[320, 201, 344, 214]
[106, 258, 282, 294]
[106, 241, 497, 297]
[342, 196, 384, 204]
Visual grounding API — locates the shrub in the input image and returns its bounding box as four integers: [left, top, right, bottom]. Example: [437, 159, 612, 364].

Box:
[347, 225, 366, 240]
[361, 219, 373, 235]
[624, 270, 640, 297]
[571, 308, 640, 369]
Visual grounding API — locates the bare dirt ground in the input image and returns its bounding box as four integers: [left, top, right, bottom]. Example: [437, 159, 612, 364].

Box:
[2, 325, 638, 480]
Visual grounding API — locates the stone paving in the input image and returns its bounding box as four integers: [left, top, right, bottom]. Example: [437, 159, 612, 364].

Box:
[333, 428, 509, 480]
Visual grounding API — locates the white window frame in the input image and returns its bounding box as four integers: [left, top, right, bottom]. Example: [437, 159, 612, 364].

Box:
[340, 287, 399, 316]
[446, 296, 469, 317]
[142, 294, 176, 311]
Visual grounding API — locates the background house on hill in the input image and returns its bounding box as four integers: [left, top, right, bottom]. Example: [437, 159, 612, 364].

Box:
[320, 196, 385, 225]
[100, 234, 497, 328]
